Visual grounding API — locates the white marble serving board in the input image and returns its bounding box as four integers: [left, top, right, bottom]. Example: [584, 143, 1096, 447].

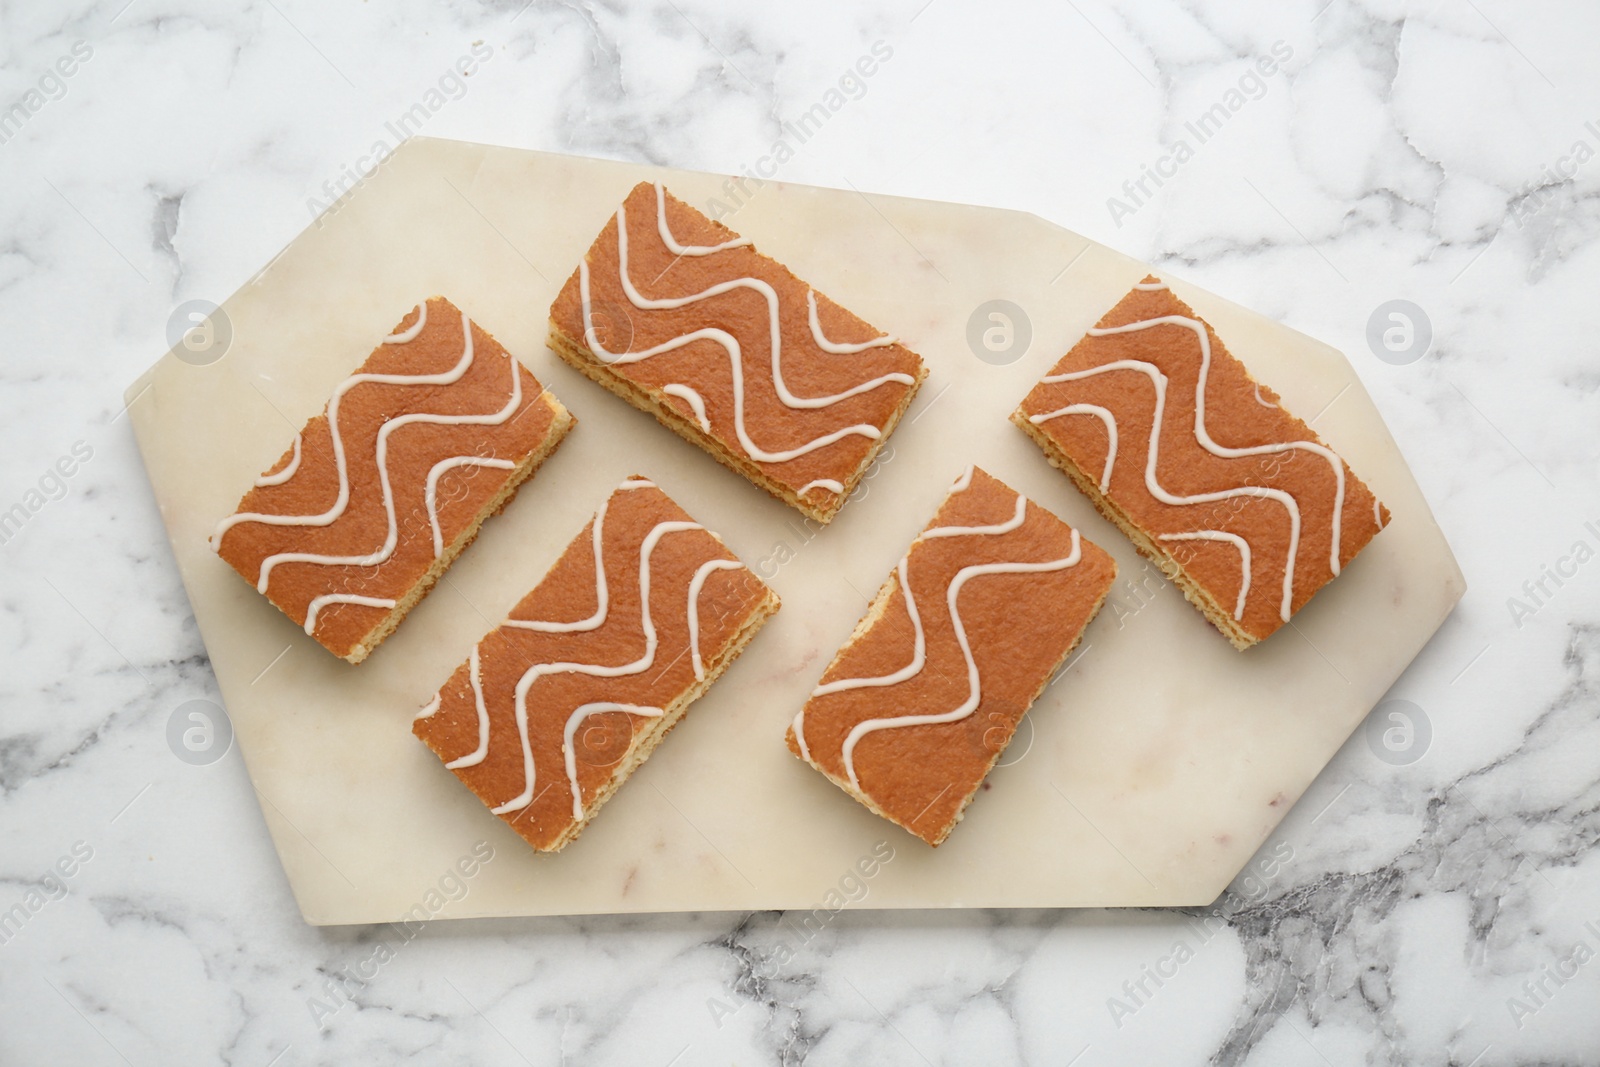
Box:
[124, 137, 1463, 925]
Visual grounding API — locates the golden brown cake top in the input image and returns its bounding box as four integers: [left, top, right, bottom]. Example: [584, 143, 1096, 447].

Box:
[211, 296, 559, 659]
[1017, 277, 1387, 643]
[788, 466, 1116, 845]
[550, 181, 924, 505]
[412, 476, 776, 852]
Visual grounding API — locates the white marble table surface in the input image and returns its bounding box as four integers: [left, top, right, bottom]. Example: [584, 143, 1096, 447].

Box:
[2, 0, 1596, 1063]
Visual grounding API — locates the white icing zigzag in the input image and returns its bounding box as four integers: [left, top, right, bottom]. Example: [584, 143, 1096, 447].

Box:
[1030, 301, 1348, 623]
[578, 182, 910, 464]
[254, 434, 302, 487]
[385, 300, 429, 343]
[426, 455, 516, 558]
[1027, 404, 1116, 493]
[493, 516, 703, 814]
[304, 593, 396, 636]
[563, 702, 663, 819]
[653, 182, 750, 258]
[213, 306, 526, 634]
[793, 468, 1083, 793]
[661, 383, 711, 432]
[807, 290, 897, 353]
[797, 478, 845, 498]
[1037, 356, 1299, 623]
[497, 476, 654, 642]
[447, 645, 491, 770]
[687, 559, 745, 681]
[840, 538, 1081, 791]
[1091, 314, 1347, 575]
[1159, 530, 1251, 620]
[442, 479, 751, 825]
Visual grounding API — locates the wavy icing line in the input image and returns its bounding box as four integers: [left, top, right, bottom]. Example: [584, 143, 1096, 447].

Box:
[214, 306, 526, 615]
[804, 555, 924, 708]
[807, 290, 897, 353]
[446, 646, 491, 769]
[688, 559, 745, 681]
[1031, 302, 1349, 623]
[450, 481, 639, 773]
[1039, 357, 1298, 622]
[426, 456, 516, 558]
[304, 593, 396, 636]
[254, 434, 302, 487]
[577, 182, 912, 465]
[1175, 316, 1341, 573]
[497, 480, 651, 636]
[922, 490, 1026, 539]
[1028, 404, 1117, 493]
[654, 182, 751, 258]
[563, 703, 663, 819]
[255, 312, 520, 592]
[385, 300, 429, 343]
[1159, 530, 1250, 620]
[840, 539, 1080, 791]
[662, 384, 711, 432]
[492, 517, 701, 814]
[798, 478, 845, 498]
[1087, 312, 1345, 573]
[449, 479, 749, 822]
[792, 468, 1082, 793]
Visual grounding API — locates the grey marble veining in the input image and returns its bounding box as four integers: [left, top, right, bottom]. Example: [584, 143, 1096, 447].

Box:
[1, 0, 1596, 1063]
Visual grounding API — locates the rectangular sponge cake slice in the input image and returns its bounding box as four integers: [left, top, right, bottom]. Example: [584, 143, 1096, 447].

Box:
[211, 296, 573, 664]
[413, 476, 780, 853]
[1013, 276, 1388, 650]
[548, 181, 926, 525]
[786, 466, 1116, 846]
